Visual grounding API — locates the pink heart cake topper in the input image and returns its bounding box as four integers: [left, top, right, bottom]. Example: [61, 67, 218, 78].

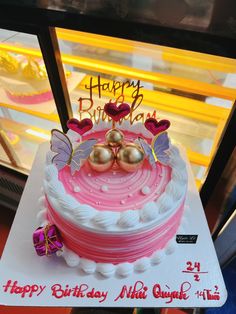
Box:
[67, 118, 93, 135]
[104, 102, 130, 122]
[144, 118, 170, 136]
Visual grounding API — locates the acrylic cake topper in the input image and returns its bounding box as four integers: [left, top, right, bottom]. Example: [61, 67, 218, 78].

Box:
[50, 128, 97, 175]
[50, 111, 170, 174]
[104, 100, 131, 124]
[137, 133, 170, 167]
[67, 118, 93, 135]
[144, 117, 170, 136]
[137, 117, 171, 167]
[77, 76, 172, 127]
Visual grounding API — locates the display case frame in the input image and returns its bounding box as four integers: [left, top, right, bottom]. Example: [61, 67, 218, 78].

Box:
[0, 2, 235, 208]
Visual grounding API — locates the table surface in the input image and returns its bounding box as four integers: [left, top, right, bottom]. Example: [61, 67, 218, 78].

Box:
[0, 142, 227, 308]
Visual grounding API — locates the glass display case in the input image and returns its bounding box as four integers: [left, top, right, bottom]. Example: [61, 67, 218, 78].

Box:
[56, 28, 235, 190]
[0, 1, 235, 208]
[1, 27, 235, 189]
[0, 29, 61, 173]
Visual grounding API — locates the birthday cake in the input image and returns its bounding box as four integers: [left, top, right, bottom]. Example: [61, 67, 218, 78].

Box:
[0, 51, 69, 105]
[35, 102, 188, 277]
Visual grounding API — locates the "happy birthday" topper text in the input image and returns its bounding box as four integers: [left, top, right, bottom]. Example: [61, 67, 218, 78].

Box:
[78, 76, 157, 124]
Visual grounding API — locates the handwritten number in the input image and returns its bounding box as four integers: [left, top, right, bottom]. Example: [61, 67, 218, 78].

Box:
[186, 261, 194, 271]
[186, 261, 201, 272]
[194, 262, 200, 272]
[194, 274, 200, 282]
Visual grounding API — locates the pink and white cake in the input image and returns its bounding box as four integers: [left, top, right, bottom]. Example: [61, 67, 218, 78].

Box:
[36, 115, 188, 277]
[0, 52, 53, 104]
[0, 51, 70, 105]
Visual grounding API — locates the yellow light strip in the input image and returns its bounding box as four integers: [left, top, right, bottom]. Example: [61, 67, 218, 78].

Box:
[61, 54, 236, 100]
[210, 119, 226, 158]
[78, 75, 231, 124]
[56, 28, 236, 73]
[0, 43, 42, 58]
[1, 43, 236, 100]
[144, 92, 230, 122]
[25, 128, 51, 140]
[187, 150, 210, 167]
[0, 102, 59, 123]
[143, 101, 221, 125]
[195, 179, 202, 190]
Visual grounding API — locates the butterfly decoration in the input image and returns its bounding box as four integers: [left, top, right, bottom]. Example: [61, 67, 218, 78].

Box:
[50, 129, 97, 175]
[137, 132, 170, 168]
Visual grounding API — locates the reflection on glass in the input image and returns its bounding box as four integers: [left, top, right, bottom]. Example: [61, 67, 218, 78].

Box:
[26, 0, 217, 34]
[0, 51, 54, 105]
[0, 29, 60, 173]
[0, 107, 61, 172]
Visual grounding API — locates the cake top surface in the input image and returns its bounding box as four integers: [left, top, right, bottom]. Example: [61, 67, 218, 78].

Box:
[44, 106, 188, 232]
[58, 128, 172, 213]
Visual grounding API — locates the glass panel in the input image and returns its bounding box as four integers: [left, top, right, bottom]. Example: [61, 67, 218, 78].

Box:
[56, 28, 235, 189]
[58, 33, 232, 88]
[0, 29, 61, 173]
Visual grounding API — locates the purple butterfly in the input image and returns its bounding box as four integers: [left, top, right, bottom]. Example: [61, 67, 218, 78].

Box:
[50, 129, 97, 175]
[138, 132, 170, 167]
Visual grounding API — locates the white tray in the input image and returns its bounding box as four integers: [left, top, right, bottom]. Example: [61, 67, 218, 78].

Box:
[0, 143, 227, 308]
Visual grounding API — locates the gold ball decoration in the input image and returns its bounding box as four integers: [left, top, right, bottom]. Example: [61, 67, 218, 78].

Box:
[88, 144, 115, 172]
[105, 129, 124, 147]
[117, 143, 144, 172]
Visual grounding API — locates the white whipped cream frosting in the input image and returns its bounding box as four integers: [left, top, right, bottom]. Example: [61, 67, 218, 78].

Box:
[38, 191, 188, 278]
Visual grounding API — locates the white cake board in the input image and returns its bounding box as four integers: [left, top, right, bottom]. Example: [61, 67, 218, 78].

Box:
[0, 143, 227, 308]
[0, 72, 85, 115]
